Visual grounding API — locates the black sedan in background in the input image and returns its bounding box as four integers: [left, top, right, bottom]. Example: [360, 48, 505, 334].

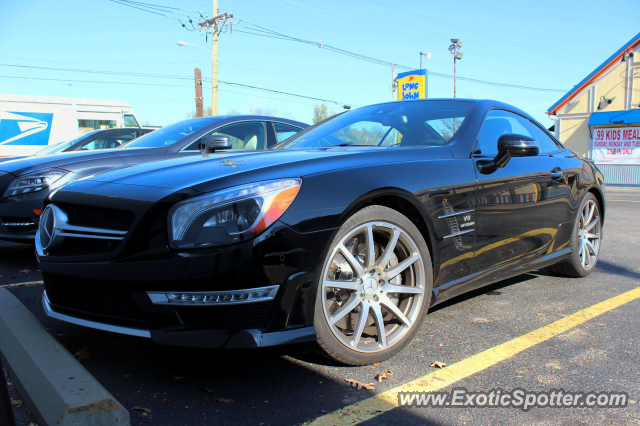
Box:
[32, 128, 155, 156]
[36, 99, 604, 365]
[0, 116, 307, 242]
[0, 128, 154, 163]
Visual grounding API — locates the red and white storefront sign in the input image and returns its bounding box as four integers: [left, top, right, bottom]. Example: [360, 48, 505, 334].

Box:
[592, 127, 640, 164]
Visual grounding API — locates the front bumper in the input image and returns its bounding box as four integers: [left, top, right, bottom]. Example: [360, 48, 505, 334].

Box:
[38, 223, 335, 349]
[0, 190, 48, 242]
[42, 290, 317, 348]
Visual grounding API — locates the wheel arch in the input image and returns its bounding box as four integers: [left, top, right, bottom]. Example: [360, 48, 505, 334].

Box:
[588, 186, 605, 224]
[336, 188, 436, 264]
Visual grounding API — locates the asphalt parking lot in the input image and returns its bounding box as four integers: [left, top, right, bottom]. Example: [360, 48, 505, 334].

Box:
[1, 190, 639, 426]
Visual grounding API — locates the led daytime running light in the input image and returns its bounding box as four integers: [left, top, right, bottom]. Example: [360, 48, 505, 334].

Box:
[147, 285, 279, 305]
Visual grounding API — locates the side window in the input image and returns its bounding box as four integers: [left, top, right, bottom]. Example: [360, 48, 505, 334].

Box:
[531, 124, 564, 153]
[80, 132, 136, 150]
[273, 123, 302, 143]
[124, 115, 140, 128]
[475, 110, 535, 156]
[184, 121, 268, 151]
[78, 119, 117, 133]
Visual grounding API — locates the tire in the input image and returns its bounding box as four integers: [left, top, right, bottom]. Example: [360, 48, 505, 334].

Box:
[313, 205, 433, 365]
[546, 192, 602, 278]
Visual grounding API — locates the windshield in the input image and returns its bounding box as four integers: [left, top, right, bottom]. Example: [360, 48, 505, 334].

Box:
[277, 101, 472, 149]
[30, 130, 101, 156]
[121, 118, 219, 148]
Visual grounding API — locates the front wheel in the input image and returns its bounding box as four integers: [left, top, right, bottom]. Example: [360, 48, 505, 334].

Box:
[314, 205, 433, 365]
[547, 193, 602, 278]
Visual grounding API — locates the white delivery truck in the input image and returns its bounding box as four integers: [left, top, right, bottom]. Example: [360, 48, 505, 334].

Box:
[0, 94, 141, 158]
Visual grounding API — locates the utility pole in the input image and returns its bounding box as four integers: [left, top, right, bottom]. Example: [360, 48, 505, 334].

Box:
[194, 68, 204, 117]
[197, 2, 232, 115]
[391, 62, 396, 100]
[212, 0, 218, 115]
[448, 39, 463, 98]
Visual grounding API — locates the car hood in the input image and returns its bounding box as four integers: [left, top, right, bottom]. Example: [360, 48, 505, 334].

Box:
[0, 147, 156, 177]
[75, 146, 452, 194]
[0, 156, 26, 164]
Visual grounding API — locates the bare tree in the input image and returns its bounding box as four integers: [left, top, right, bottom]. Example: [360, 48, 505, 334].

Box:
[313, 104, 337, 124]
[439, 118, 463, 141]
[186, 106, 213, 118]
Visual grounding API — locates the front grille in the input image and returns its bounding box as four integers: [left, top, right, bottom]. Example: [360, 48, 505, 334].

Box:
[44, 274, 143, 322]
[48, 238, 121, 256]
[57, 203, 135, 231]
[176, 302, 271, 330]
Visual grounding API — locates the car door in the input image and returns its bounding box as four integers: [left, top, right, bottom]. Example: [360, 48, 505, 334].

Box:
[472, 109, 569, 274]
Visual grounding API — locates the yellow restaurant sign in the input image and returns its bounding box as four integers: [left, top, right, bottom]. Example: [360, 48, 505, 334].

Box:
[397, 69, 427, 100]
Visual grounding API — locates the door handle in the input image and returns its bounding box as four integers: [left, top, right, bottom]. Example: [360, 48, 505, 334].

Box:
[550, 168, 564, 181]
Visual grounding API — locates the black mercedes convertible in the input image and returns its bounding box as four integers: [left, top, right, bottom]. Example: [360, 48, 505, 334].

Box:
[35, 99, 605, 365]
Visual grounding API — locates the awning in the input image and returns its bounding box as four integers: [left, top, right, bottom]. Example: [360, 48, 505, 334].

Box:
[588, 110, 640, 126]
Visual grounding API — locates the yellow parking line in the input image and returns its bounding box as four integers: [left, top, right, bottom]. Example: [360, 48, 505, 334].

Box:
[306, 286, 640, 426]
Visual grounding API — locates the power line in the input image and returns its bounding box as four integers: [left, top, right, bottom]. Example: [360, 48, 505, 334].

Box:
[107, 0, 570, 93]
[0, 55, 204, 66]
[109, 0, 201, 31]
[205, 79, 355, 106]
[0, 55, 383, 86]
[234, 20, 570, 93]
[0, 72, 354, 106]
[0, 75, 192, 88]
[0, 63, 194, 81]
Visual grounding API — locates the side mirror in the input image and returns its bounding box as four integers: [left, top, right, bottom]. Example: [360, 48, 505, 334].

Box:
[481, 134, 538, 173]
[202, 135, 232, 153]
[497, 134, 539, 158]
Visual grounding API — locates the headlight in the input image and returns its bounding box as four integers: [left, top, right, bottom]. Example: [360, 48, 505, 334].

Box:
[3, 170, 68, 198]
[168, 178, 301, 249]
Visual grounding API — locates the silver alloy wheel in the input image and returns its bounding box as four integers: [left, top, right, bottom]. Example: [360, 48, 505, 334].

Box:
[321, 221, 425, 353]
[577, 199, 601, 271]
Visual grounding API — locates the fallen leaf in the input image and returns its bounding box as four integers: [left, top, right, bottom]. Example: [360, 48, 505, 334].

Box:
[73, 348, 91, 361]
[139, 412, 148, 417]
[213, 398, 234, 403]
[372, 363, 381, 366]
[165, 375, 184, 381]
[344, 378, 375, 390]
[199, 387, 215, 393]
[19, 269, 30, 274]
[11, 399, 23, 407]
[131, 406, 152, 413]
[430, 361, 447, 369]
[537, 313, 546, 317]
[376, 370, 394, 383]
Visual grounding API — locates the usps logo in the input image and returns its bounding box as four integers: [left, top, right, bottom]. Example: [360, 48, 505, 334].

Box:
[0, 111, 53, 146]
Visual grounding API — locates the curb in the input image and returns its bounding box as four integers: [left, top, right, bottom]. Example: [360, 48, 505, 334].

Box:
[606, 187, 640, 193]
[0, 288, 130, 426]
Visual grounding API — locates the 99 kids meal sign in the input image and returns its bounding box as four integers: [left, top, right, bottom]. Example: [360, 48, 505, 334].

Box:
[592, 127, 640, 164]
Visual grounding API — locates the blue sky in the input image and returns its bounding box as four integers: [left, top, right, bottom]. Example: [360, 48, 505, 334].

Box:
[0, 0, 637, 126]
